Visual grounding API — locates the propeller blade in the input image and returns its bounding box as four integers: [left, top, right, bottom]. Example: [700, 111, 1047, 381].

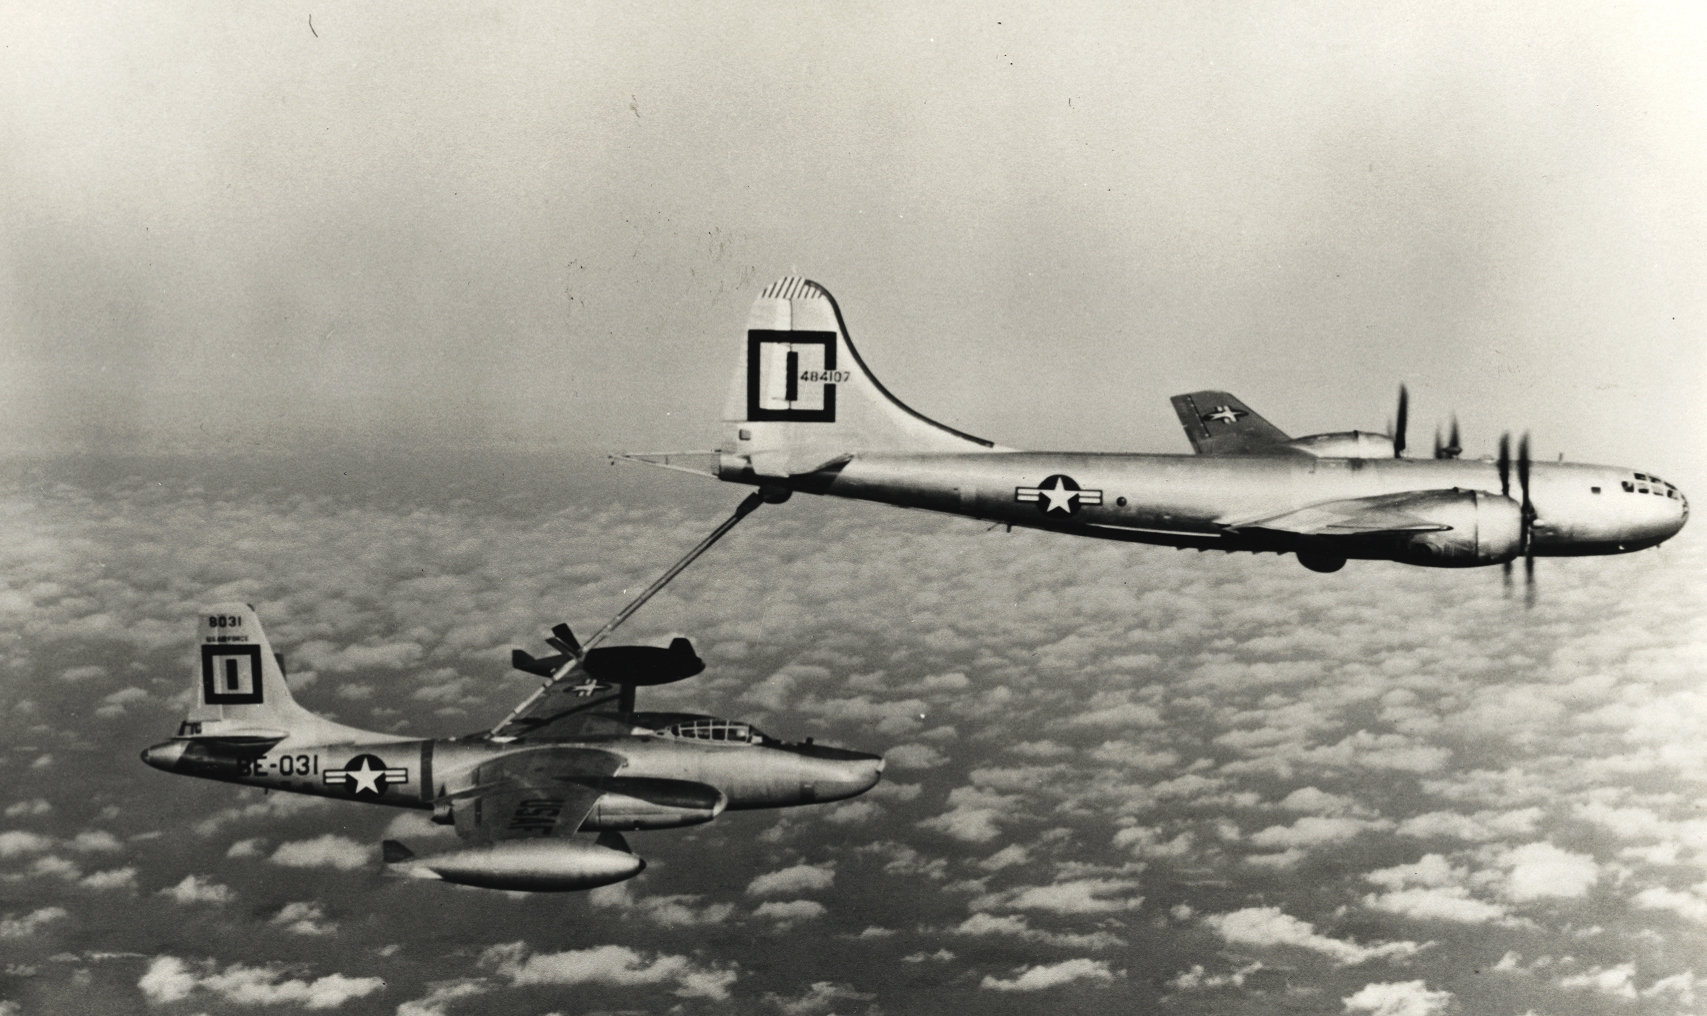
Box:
[1517, 433, 1531, 507]
[1393, 385, 1408, 458]
[1433, 427, 1444, 459]
[1497, 433, 1511, 498]
[1446, 417, 1461, 459]
[1518, 433, 1536, 608]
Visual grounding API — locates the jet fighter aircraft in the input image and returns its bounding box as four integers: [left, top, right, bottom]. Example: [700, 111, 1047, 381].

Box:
[624, 277, 1687, 581]
[142, 604, 883, 892]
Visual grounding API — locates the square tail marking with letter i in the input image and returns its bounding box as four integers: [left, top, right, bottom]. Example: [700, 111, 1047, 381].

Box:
[747, 330, 840, 422]
[201, 643, 264, 705]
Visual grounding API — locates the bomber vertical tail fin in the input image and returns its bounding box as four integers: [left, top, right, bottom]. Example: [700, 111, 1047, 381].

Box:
[720, 278, 1007, 480]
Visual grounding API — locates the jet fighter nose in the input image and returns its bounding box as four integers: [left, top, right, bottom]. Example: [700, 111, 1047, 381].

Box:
[141, 740, 188, 771]
[823, 751, 884, 801]
[788, 744, 884, 803]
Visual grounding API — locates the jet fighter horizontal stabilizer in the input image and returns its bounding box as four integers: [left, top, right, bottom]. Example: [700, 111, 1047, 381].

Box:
[582, 637, 704, 685]
[510, 649, 572, 678]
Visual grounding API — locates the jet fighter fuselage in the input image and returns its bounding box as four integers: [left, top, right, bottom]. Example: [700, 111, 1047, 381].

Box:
[142, 605, 883, 892]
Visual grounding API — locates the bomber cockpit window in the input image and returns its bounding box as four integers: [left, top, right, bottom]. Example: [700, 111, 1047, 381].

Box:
[663, 718, 765, 744]
[1622, 481, 1635, 493]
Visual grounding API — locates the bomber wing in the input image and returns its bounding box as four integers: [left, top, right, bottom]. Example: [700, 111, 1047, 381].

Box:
[1171, 391, 1294, 455]
[1219, 491, 1457, 536]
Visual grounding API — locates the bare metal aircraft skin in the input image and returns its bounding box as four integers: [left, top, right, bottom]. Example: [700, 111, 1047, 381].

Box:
[627, 277, 1686, 574]
[142, 605, 882, 892]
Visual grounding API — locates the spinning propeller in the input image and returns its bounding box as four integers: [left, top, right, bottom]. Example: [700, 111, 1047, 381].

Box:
[1497, 432, 1537, 606]
[1394, 386, 1465, 462]
[1432, 417, 1462, 460]
[1391, 385, 1408, 458]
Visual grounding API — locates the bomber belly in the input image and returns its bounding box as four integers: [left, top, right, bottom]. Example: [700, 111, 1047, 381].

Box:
[811, 454, 1636, 565]
[826, 454, 1275, 532]
[824, 453, 1378, 542]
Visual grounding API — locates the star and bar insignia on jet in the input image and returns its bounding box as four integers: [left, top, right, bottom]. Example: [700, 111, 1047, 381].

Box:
[323, 754, 409, 797]
[1202, 405, 1246, 425]
[1015, 474, 1104, 516]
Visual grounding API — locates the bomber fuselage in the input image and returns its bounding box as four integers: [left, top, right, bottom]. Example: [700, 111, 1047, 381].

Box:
[723, 451, 1687, 563]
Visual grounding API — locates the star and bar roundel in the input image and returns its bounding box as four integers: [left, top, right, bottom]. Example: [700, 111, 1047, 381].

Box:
[323, 754, 409, 798]
[1015, 474, 1104, 517]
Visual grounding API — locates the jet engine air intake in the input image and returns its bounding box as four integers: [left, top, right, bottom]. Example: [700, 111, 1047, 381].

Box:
[581, 776, 727, 831]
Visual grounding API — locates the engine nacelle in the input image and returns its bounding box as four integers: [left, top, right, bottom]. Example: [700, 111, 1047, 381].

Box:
[1393, 489, 1522, 567]
[1283, 431, 1397, 458]
[393, 838, 644, 892]
[580, 776, 727, 832]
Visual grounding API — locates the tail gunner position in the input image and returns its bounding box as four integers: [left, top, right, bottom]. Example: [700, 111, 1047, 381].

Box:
[624, 277, 1686, 585]
[143, 605, 883, 892]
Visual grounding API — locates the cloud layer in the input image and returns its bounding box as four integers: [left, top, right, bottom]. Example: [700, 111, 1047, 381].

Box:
[1, 442, 1702, 1015]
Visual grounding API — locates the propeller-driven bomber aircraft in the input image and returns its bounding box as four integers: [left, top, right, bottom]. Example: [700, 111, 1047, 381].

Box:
[142, 604, 883, 892]
[626, 277, 1687, 587]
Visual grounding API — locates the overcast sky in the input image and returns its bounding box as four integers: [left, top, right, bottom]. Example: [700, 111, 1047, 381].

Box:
[4, 2, 1704, 484]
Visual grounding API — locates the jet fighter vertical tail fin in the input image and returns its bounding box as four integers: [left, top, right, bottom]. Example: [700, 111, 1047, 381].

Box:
[1170, 390, 1293, 455]
[182, 603, 318, 739]
[720, 278, 1006, 480]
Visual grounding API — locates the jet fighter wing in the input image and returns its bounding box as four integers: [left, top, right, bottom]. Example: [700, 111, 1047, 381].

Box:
[451, 747, 626, 844]
[1220, 491, 1456, 536]
[1171, 391, 1294, 455]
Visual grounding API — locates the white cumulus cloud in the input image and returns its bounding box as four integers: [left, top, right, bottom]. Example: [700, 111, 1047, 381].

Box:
[1206, 907, 1426, 966]
[159, 874, 236, 905]
[481, 942, 736, 999]
[981, 957, 1119, 991]
[746, 863, 835, 896]
[136, 956, 384, 1008]
[269, 834, 370, 871]
[1341, 979, 1455, 1015]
